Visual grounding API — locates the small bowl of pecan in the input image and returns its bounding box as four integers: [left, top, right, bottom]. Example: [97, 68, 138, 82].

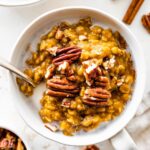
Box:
[0, 126, 29, 150]
[8, 7, 145, 146]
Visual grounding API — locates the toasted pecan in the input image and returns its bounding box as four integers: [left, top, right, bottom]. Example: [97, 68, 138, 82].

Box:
[52, 46, 81, 65]
[141, 13, 150, 33]
[83, 88, 111, 106]
[46, 89, 75, 97]
[85, 88, 111, 98]
[47, 78, 77, 90]
[83, 99, 108, 106]
[46, 77, 79, 97]
[82, 145, 100, 150]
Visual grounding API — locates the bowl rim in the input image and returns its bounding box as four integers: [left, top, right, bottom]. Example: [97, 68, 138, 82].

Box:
[8, 6, 146, 145]
[0, 125, 30, 149]
[0, 0, 42, 7]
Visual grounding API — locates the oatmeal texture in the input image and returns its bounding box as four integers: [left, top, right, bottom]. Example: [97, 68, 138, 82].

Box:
[17, 17, 135, 136]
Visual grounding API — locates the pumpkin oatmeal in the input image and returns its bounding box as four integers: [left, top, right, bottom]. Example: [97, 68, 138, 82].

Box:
[16, 17, 135, 136]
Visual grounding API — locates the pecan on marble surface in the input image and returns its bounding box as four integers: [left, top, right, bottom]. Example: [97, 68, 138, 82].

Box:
[52, 46, 82, 65]
[83, 88, 111, 106]
[82, 145, 100, 150]
[142, 13, 150, 33]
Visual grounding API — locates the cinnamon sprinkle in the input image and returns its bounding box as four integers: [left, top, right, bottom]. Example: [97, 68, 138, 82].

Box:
[123, 0, 144, 25]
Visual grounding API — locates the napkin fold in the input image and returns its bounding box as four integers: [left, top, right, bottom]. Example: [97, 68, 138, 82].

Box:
[126, 92, 150, 150]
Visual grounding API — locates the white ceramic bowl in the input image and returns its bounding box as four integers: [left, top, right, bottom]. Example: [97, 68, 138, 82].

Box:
[9, 7, 145, 146]
[0, 0, 43, 6]
[0, 125, 30, 149]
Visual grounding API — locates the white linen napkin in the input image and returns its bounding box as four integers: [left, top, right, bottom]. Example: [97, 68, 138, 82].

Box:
[125, 92, 150, 150]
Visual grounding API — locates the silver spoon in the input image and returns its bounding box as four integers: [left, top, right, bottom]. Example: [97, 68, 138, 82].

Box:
[0, 57, 36, 87]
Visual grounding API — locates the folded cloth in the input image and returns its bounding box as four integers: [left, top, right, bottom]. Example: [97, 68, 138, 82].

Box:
[126, 92, 150, 150]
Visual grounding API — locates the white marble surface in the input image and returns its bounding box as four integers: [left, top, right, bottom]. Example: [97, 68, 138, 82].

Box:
[0, 0, 150, 149]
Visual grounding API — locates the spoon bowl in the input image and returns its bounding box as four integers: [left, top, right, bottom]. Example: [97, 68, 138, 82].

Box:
[0, 57, 35, 87]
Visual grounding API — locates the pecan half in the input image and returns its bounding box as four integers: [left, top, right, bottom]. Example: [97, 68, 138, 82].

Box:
[82, 145, 100, 150]
[47, 78, 77, 90]
[142, 13, 150, 33]
[46, 89, 75, 97]
[82, 99, 108, 106]
[46, 78, 79, 97]
[83, 88, 111, 106]
[52, 46, 81, 65]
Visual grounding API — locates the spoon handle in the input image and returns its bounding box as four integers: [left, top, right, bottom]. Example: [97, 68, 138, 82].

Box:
[0, 57, 35, 87]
